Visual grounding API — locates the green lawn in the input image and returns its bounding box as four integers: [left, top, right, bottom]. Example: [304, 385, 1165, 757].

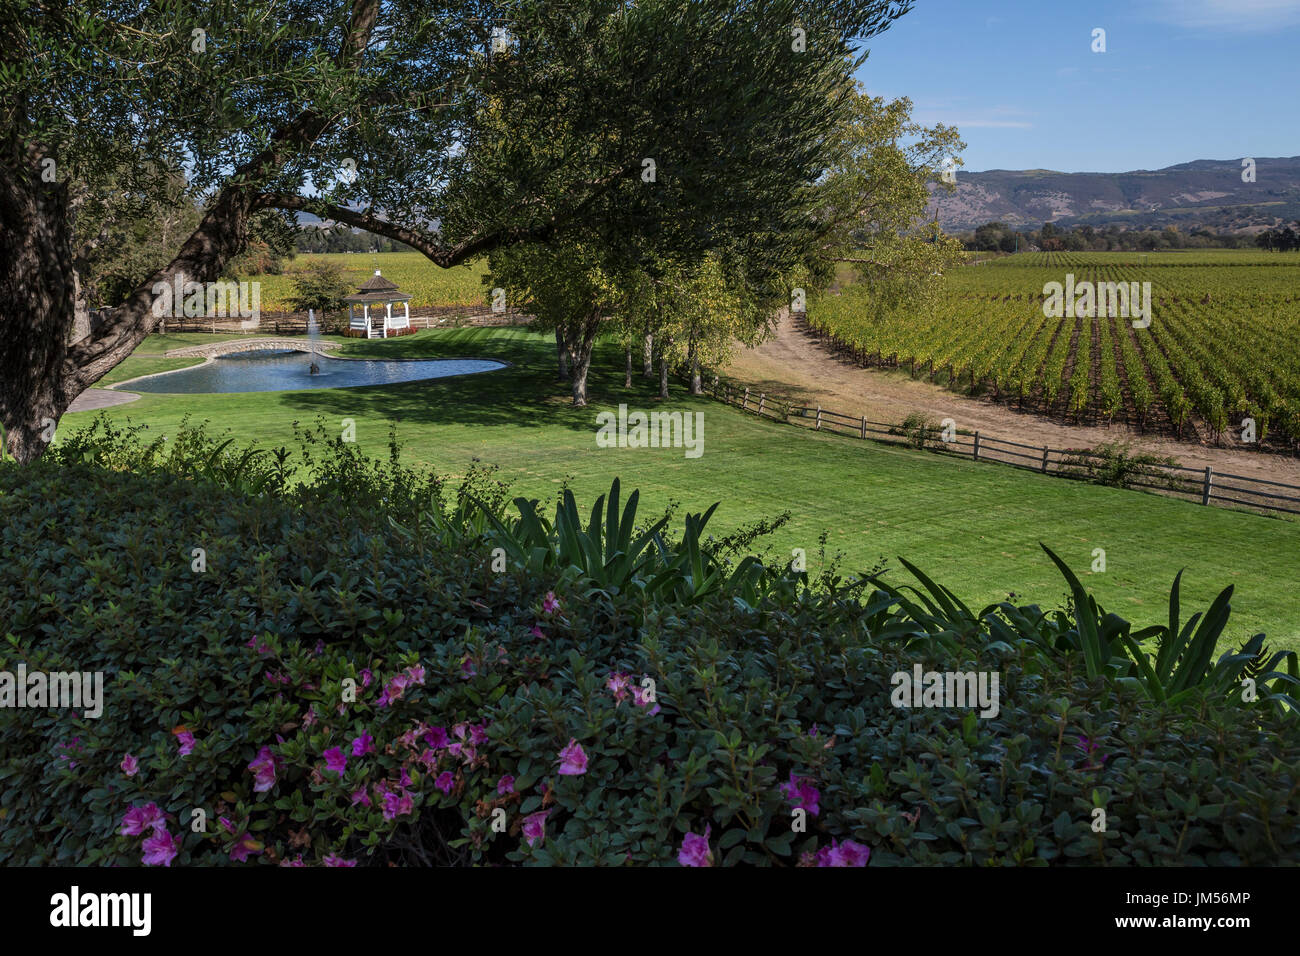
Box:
[71, 325, 1300, 649]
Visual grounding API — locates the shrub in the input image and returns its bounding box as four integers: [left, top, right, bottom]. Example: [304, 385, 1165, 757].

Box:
[1, 424, 1297, 867]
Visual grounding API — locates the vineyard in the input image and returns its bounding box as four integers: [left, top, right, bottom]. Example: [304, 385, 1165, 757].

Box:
[808, 251, 1300, 450]
[241, 252, 489, 310]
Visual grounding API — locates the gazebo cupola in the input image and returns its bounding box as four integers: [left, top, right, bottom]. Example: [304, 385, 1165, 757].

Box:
[344, 270, 413, 338]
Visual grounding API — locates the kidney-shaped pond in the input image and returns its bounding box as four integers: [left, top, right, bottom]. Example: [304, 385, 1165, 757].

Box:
[125, 349, 507, 394]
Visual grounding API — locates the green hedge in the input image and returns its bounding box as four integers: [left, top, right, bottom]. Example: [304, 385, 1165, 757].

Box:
[1, 423, 1297, 866]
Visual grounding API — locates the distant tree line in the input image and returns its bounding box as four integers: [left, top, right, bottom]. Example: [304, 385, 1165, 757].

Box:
[1255, 225, 1300, 251]
[960, 221, 1274, 253]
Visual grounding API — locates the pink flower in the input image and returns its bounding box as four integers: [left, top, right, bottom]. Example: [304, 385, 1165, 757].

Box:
[678, 825, 713, 867]
[823, 839, 871, 867]
[248, 745, 281, 793]
[376, 673, 409, 708]
[423, 726, 449, 749]
[351, 733, 375, 757]
[350, 788, 372, 808]
[323, 854, 357, 867]
[382, 789, 414, 820]
[522, 811, 548, 848]
[173, 728, 196, 756]
[141, 829, 180, 867]
[399, 766, 413, 788]
[359, 668, 373, 688]
[557, 738, 588, 776]
[607, 672, 631, 703]
[121, 753, 139, 777]
[631, 683, 661, 716]
[323, 747, 348, 775]
[468, 723, 489, 746]
[405, 665, 426, 686]
[280, 855, 306, 867]
[542, 591, 561, 615]
[780, 772, 820, 817]
[460, 656, 477, 679]
[434, 771, 454, 794]
[497, 775, 515, 796]
[529, 625, 545, 640]
[302, 706, 318, 728]
[230, 833, 264, 863]
[120, 803, 166, 837]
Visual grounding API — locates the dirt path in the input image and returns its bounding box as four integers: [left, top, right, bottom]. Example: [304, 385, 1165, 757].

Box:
[724, 310, 1300, 486]
[67, 389, 140, 412]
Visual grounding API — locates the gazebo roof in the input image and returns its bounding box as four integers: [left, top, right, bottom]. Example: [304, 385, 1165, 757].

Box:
[344, 270, 411, 304]
[358, 270, 399, 292]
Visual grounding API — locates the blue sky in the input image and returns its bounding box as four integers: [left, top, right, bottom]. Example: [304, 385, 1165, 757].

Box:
[855, 0, 1300, 173]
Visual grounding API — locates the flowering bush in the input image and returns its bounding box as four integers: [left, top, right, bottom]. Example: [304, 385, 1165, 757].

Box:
[2, 425, 1298, 866]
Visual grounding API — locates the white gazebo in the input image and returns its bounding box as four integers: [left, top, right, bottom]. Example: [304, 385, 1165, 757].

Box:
[345, 271, 412, 338]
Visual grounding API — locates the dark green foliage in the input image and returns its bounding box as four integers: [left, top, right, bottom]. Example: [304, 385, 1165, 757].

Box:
[1, 423, 1297, 866]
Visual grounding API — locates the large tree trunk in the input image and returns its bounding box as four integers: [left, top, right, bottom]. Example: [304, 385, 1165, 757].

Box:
[0, 139, 256, 463]
[0, 145, 77, 463]
[689, 338, 702, 396]
[642, 329, 653, 378]
[555, 326, 570, 380]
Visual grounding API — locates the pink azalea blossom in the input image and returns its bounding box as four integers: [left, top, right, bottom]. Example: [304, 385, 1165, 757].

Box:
[631, 683, 661, 716]
[141, 829, 180, 867]
[529, 625, 545, 640]
[323, 747, 348, 775]
[399, 766, 413, 788]
[460, 656, 477, 679]
[542, 591, 561, 615]
[780, 772, 820, 817]
[405, 664, 426, 686]
[280, 855, 307, 867]
[678, 825, 713, 867]
[823, 839, 871, 867]
[230, 833, 264, 863]
[375, 673, 409, 708]
[351, 733, 375, 757]
[359, 668, 373, 688]
[350, 788, 372, 808]
[497, 775, 515, 796]
[423, 726, 449, 749]
[607, 672, 631, 703]
[468, 723, 489, 746]
[382, 789, 414, 820]
[121, 753, 139, 777]
[248, 745, 281, 793]
[557, 738, 588, 776]
[323, 854, 357, 867]
[434, 771, 454, 794]
[120, 803, 166, 837]
[173, 728, 196, 756]
[302, 706, 318, 728]
[522, 811, 548, 848]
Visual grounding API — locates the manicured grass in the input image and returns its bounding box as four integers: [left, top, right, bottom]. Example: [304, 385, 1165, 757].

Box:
[63, 325, 1300, 649]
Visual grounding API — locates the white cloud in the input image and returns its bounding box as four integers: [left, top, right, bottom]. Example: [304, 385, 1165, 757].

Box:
[1143, 0, 1300, 31]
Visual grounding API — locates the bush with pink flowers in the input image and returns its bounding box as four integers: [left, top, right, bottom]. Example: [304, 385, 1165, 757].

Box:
[2, 421, 1298, 866]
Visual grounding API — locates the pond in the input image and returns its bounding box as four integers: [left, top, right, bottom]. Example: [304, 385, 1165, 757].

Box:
[124, 350, 506, 394]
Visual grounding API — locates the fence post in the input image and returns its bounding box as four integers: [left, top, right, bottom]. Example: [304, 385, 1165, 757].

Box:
[1041, 446, 1049, 473]
[758, 393, 766, 416]
[815, 406, 822, 430]
[742, 387, 749, 410]
[860, 416, 867, 439]
[1202, 466, 1213, 506]
[973, 432, 981, 461]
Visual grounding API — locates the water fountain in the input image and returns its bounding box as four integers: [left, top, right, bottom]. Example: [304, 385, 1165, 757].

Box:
[307, 308, 321, 375]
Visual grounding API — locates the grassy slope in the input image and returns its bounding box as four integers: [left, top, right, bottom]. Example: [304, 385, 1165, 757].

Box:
[62, 326, 1300, 649]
